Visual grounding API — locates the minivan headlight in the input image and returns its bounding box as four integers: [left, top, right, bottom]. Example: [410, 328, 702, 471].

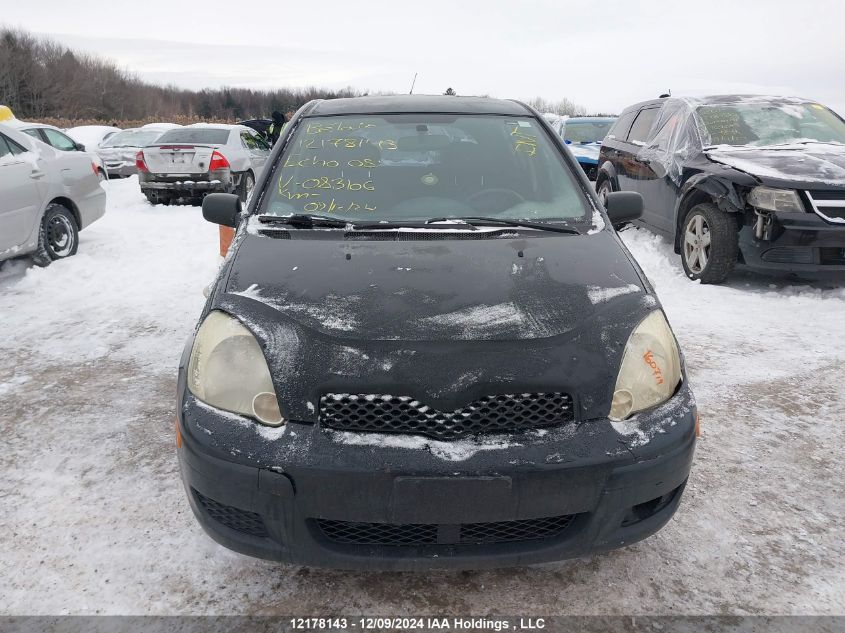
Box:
[609, 311, 682, 421]
[187, 311, 284, 426]
[747, 186, 804, 213]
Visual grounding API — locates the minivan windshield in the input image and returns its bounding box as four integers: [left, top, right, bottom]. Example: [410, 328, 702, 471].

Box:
[101, 129, 164, 148]
[261, 114, 591, 224]
[563, 120, 615, 144]
[696, 102, 845, 147]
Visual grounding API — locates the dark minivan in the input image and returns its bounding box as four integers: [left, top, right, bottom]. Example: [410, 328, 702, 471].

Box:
[176, 95, 697, 570]
[597, 95, 845, 283]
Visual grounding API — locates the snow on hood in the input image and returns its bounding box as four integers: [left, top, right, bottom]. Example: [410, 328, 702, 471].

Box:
[223, 231, 646, 342]
[706, 143, 845, 186]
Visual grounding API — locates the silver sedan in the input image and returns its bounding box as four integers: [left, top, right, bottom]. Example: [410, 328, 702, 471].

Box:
[0, 122, 106, 266]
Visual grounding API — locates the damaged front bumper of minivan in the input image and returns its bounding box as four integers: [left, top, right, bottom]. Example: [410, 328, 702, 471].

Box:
[176, 385, 696, 571]
[739, 208, 845, 279]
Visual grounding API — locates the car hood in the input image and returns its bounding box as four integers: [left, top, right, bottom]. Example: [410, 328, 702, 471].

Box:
[210, 230, 658, 421]
[705, 143, 845, 187]
[568, 143, 601, 163]
[221, 231, 648, 342]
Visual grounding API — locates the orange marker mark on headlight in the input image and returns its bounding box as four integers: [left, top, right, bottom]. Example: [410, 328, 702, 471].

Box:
[175, 417, 182, 449]
[643, 350, 665, 385]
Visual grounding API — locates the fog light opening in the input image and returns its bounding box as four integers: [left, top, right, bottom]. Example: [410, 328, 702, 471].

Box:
[252, 392, 284, 426]
[620, 482, 685, 528]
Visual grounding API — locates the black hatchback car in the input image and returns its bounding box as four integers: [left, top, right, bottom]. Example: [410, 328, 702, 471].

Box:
[176, 95, 697, 570]
[597, 95, 845, 283]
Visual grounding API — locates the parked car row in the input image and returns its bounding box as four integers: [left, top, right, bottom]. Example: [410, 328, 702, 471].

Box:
[596, 94, 845, 283]
[97, 123, 181, 179]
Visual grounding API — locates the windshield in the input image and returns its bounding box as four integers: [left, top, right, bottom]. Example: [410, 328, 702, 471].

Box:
[102, 129, 164, 148]
[696, 102, 845, 147]
[563, 120, 615, 144]
[154, 128, 230, 145]
[261, 114, 591, 224]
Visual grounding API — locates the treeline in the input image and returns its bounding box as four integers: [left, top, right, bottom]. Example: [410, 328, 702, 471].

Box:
[0, 27, 361, 124]
[0, 27, 605, 127]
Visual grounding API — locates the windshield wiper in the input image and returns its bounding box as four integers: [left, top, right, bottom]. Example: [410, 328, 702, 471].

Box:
[353, 218, 479, 231]
[424, 216, 581, 235]
[257, 214, 581, 234]
[258, 214, 349, 229]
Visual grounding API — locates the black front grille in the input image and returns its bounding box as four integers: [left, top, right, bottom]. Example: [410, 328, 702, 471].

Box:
[762, 246, 815, 264]
[318, 520, 438, 545]
[315, 515, 576, 546]
[319, 392, 574, 440]
[193, 489, 269, 538]
[460, 515, 575, 544]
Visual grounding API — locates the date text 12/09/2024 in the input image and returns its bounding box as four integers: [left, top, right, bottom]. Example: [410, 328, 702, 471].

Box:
[288, 617, 548, 630]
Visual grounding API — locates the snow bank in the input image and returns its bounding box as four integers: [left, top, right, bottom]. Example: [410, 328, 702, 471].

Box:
[0, 176, 220, 372]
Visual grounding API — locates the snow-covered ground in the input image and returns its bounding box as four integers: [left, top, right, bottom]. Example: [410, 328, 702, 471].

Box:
[0, 176, 843, 615]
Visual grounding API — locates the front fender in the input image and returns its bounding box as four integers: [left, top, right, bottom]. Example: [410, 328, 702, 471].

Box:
[671, 172, 750, 251]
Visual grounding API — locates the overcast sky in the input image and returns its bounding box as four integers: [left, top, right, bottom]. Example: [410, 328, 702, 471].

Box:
[3, 0, 844, 115]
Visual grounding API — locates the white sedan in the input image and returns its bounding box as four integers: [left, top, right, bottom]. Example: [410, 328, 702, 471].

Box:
[0, 122, 106, 266]
[66, 125, 122, 151]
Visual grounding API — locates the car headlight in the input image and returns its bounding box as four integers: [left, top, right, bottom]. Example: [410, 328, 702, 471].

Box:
[187, 311, 284, 426]
[747, 186, 804, 213]
[609, 311, 682, 421]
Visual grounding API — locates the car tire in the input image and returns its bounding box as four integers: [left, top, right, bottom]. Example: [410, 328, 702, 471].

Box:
[238, 171, 255, 204]
[596, 179, 613, 207]
[680, 202, 739, 284]
[33, 203, 79, 267]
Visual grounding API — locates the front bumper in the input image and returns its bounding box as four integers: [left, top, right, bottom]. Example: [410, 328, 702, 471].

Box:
[739, 212, 845, 279]
[176, 386, 696, 570]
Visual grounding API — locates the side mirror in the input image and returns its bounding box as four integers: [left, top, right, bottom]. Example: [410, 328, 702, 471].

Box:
[74, 142, 86, 152]
[605, 191, 643, 226]
[202, 193, 242, 227]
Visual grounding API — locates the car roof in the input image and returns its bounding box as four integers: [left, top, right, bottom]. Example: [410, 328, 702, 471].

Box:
[180, 123, 252, 132]
[67, 125, 120, 132]
[563, 116, 617, 123]
[620, 94, 819, 115]
[0, 122, 39, 149]
[3, 119, 58, 131]
[306, 95, 532, 117]
[141, 123, 181, 130]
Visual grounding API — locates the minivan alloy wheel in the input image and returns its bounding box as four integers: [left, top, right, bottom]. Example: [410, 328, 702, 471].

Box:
[683, 214, 711, 273]
[680, 203, 739, 284]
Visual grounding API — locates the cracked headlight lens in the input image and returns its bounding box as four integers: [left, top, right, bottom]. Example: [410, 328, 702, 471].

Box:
[187, 311, 283, 426]
[609, 311, 682, 421]
[747, 186, 804, 213]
